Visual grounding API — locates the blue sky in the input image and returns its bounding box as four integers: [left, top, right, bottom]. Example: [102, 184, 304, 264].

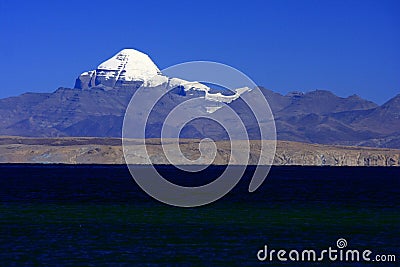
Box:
[0, 0, 399, 104]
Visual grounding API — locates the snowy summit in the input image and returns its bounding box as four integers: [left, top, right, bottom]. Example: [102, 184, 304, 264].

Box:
[74, 49, 161, 89]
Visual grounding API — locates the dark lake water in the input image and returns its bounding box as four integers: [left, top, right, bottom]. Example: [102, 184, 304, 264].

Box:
[0, 165, 399, 266]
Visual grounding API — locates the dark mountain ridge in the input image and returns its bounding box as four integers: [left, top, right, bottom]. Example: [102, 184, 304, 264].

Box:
[0, 86, 399, 148]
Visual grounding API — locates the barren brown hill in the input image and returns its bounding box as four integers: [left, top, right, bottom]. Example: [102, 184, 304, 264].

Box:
[0, 136, 398, 166]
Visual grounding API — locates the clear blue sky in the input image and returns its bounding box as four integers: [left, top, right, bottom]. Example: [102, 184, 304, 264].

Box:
[0, 0, 399, 104]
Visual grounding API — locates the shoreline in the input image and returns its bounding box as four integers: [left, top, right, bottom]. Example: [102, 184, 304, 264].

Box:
[0, 163, 398, 168]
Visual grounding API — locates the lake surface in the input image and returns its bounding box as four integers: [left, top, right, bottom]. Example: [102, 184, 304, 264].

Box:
[0, 165, 399, 266]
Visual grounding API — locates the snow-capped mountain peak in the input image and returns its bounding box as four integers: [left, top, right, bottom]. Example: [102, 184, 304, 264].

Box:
[74, 48, 161, 89]
[97, 49, 160, 81]
[73, 48, 251, 113]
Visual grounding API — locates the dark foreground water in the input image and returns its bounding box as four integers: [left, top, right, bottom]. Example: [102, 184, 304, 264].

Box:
[0, 165, 399, 266]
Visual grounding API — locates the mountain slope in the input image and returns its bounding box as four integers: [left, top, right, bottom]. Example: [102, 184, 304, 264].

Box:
[354, 94, 400, 135]
[275, 90, 378, 116]
[0, 86, 398, 148]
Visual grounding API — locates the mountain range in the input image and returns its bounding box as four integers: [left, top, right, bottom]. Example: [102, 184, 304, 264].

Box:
[0, 49, 399, 149]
